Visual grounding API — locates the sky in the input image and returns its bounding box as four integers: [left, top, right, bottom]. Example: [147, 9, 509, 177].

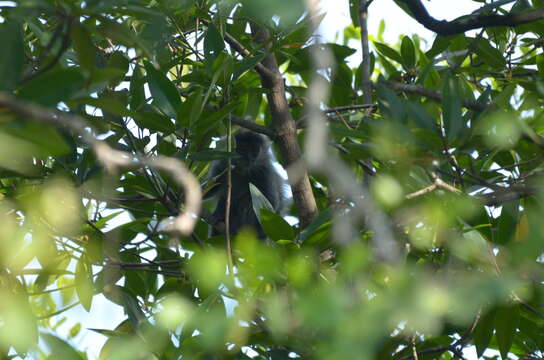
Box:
[319, 0, 480, 44]
[56, 1, 489, 359]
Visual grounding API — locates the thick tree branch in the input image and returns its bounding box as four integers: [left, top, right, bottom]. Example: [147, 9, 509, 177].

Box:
[396, 0, 544, 35]
[249, 23, 318, 228]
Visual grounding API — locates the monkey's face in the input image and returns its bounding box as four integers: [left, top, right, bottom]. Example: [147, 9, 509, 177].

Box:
[234, 132, 269, 165]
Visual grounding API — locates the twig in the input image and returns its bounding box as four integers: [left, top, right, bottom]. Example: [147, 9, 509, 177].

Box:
[382, 81, 490, 112]
[405, 172, 461, 200]
[331, 142, 376, 177]
[225, 116, 234, 274]
[23, 17, 73, 83]
[324, 104, 376, 113]
[200, 19, 276, 80]
[37, 301, 81, 320]
[230, 114, 277, 139]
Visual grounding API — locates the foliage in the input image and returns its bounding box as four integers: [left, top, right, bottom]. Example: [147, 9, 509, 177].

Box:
[1, 0, 544, 359]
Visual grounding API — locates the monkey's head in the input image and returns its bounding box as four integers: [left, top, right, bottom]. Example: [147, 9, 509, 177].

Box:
[234, 130, 271, 165]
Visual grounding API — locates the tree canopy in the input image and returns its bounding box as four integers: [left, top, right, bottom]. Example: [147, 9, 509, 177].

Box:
[1, 0, 544, 359]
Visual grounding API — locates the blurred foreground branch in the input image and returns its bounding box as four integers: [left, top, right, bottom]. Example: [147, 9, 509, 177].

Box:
[0, 92, 201, 236]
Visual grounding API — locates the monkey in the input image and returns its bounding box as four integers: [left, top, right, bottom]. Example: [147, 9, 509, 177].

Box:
[206, 130, 288, 239]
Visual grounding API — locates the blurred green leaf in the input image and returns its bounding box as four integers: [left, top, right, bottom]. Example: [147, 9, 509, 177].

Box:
[204, 23, 225, 72]
[75, 257, 94, 312]
[442, 74, 463, 140]
[42, 333, 84, 360]
[18, 68, 85, 106]
[474, 309, 495, 357]
[71, 23, 97, 73]
[495, 305, 520, 360]
[0, 20, 24, 91]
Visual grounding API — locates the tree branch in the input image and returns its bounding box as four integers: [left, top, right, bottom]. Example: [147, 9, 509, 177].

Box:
[359, 0, 373, 105]
[23, 17, 73, 83]
[481, 185, 538, 206]
[0, 92, 201, 236]
[229, 114, 277, 139]
[249, 23, 318, 228]
[396, 0, 544, 36]
[405, 172, 461, 200]
[221, 31, 277, 80]
[382, 80, 490, 112]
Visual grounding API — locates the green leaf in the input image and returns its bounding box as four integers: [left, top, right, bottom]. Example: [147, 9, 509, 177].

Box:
[474, 309, 495, 357]
[74, 97, 136, 118]
[134, 111, 175, 134]
[405, 102, 436, 130]
[374, 42, 404, 64]
[204, 23, 225, 71]
[71, 23, 97, 72]
[299, 208, 333, 244]
[232, 54, 266, 81]
[130, 65, 146, 110]
[241, 0, 306, 28]
[106, 51, 129, 85]
[42, 333, 85, 360]
[177, 87, 204, 128]
[123, 266, 147, 298]
[0, 121, 70, 157]
[144, 61, 182, 118]
[494, 201, 519, 245]
[0, 20, 24, 91]
[250, 183, 275, 214]
[495, 305, 520, 360]
[328, 44, 357, 61]
[475, 38, 507, 69]
[426, 35, 452, 59]
[377, 82, 405, 123]
[122, 288, 147, 329]
[260, 209, 295, 241]
[75, 257, 94, 312]
[442, 74, 463, 140]
[18, 68, 85, 106]
[400, 36, 416, 69]
[194, 103, 238, 135]
[96, 19, 139, 48]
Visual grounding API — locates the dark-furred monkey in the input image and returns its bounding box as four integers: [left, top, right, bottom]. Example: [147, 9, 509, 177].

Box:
[207, 130, 288, 239]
